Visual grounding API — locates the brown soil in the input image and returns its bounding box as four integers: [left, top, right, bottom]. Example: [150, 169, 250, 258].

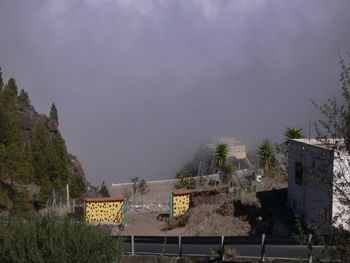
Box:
[112, 211, 188, 236]
[184, 204, 251, 236]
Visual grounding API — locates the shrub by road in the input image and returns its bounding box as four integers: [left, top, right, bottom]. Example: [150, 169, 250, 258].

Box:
[0, 216, 123, 263]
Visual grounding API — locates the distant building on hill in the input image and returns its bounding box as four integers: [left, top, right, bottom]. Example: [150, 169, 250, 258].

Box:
[288, 139, 350, 230]
[207, 137, 247, 159]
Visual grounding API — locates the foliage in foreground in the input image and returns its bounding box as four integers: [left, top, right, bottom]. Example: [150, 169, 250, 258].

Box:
[0, 215, 123, 263]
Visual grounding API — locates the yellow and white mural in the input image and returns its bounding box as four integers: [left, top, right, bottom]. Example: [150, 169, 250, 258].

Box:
[85, 197, 125, 223]
[172, 190, 192, 216]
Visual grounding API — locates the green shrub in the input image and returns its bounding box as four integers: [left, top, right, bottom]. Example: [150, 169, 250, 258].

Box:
[11, 187, 33, 215]
[164, 211, 191, 230]
[0, 215, 123, 263]
[223, 247, 239, 260]
[177, 211, 191, 226]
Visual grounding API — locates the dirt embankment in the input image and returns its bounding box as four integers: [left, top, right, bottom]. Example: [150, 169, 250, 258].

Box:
[182, 189, 262, 236]
[113, 185, 292, 237]
[176, 187, 292, 236]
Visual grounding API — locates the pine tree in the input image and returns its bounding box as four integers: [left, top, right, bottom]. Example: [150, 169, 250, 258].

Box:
[24, 141, 34, 182]
[6, 142, 22, 185]
[0, 78, 18, 145]
[0, 67, 3, 91]
[11, 187, 32, 214]
[5, 78, 18, 98]
[47, 146, 62, 189]
[52, 133, 69, 186]
[0, 72, 4, 146]
[18, 89, 30, 108]
[69, 174, 86, 199]
[31, 125, 70, 206]
[37, 173, 53, 209]
[31, 124, 51, 183]
[5, 132, 34, 184]
[99, 181, 110, 197]
[50, 103, 58, 126]
[0, 144, 6, 179]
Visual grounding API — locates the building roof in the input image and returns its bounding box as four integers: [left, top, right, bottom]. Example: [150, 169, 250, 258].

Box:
[290, 138, 344, 150]
[173, 190, 193, 195]
[85, 197, 124, 202]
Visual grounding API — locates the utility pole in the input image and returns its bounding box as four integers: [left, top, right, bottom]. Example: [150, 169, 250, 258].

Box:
[52, 189, 56, 208]
[66, 184, 70, 210]
[197, 161, 202, 177]
[309, 120, 311, 141]
[196, 161, 202, 188]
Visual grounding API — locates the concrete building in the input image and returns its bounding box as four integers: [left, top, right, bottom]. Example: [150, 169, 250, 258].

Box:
[208, 137, 247, 159]
[288, 139, 350, 230]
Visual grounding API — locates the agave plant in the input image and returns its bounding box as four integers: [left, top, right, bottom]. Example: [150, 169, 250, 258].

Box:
[284, 127, 305, 143]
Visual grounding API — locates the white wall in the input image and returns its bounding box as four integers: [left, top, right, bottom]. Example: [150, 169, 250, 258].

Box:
[332, 151, 350, 230]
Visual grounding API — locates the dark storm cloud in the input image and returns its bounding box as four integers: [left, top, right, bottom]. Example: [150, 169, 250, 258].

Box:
[1, 0, 350, 184]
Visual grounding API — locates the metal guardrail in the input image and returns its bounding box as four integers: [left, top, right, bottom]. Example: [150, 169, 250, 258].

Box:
[114, 234, 318, 262]
[117, 235, 299, 245]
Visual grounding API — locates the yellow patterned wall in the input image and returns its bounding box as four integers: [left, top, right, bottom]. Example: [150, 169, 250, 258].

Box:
[85, 200, 124, 223]
[173, 194, 190, 216]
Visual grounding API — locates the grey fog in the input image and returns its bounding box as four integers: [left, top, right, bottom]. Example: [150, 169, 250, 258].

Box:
[0, 0, 350, 184]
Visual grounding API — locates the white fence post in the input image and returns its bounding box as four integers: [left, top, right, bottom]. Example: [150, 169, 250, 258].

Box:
[261, 233, 266, 262]
[308, 234, 313, 263]
[131, 235, 135, 255]
[178, 236, 182, 258]
[221, 236, 225, 261]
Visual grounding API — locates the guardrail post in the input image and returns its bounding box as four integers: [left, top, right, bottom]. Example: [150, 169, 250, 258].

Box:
[308, 234, 313, 263]
[131, 235, 135, 255]
[178, 235, 182, 258]
[260, 233, 266, 262]
[221, 236, 225, 261]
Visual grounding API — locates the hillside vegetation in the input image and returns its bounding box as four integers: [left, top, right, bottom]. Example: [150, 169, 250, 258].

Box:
[0, 69, 87, 214]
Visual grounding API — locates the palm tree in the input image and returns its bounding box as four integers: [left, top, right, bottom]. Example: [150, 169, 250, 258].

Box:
[214, 143, 229, 185]
[258, 140, 277, 176]
[284, 127, 305, 143]
[214, 143, 229, 169]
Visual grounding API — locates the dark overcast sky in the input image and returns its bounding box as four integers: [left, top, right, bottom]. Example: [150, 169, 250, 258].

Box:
[1, 0, 350, 185]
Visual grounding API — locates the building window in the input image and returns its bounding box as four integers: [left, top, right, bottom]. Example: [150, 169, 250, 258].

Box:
[295, 162, 303, 185]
